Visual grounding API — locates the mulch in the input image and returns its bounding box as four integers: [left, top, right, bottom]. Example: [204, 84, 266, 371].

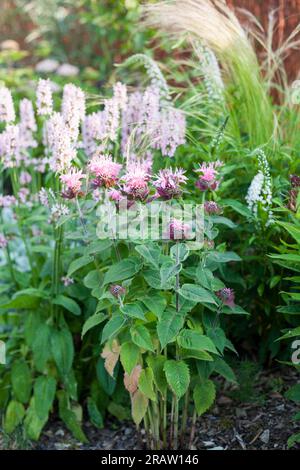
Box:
[0, 367, 298, 450]
[28, 367, 300, 451]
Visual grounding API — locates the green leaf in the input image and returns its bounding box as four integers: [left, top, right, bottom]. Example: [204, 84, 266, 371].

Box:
[107, 402, 130, 421]
[164, 360, 190, 399]
[83, 270, 102, 289]
[121, 303, 146, 320]
[58, 391, 88, 443]
[51, 328, 74, 377]
[24, 397, 48, 441]
[285, 384, 300, 403]
[177, 330, 219, 354]
[143, 268, 161, 289]
[207, 251, 241, 264]
[138, 368, 156, 401]
[157, 307, 184, 349]
[67, 255, 93, 277]
[120, 342, 140, 374]
[207, 327, 226, 353]
[147, 355, 167, 395]
[82, 312, 106, 337]
[135, 244, 160, 268]
[131, 390, 148, 426]
[0, 294, 40, 309]
[196, 267, 214, 289]
[4, 401, 25, 434]
[181, 349, 213, 361]
[140, 292, 167, 319]
[96, 357, 118, 396]
[32, 323, 51, 372]
[130, 325, 154, 352]
[269, 253, 300, 263]
[222, 199, 252, 218]
[222, 305, 250, 315]
[103, 257, 142, 285]
[53, 295, 81, 316]
[170, 243, 189, 262]
[210, 216, 237, 228]
[85, 240, 112, 255]
[33, 376, 56, 420]
[87, 397, 104, 429]
[11, 361, 32, 404]
[277, 305, 300, 315]
[160, 261, 182, 287]
[278, 327, 300, 341]
[101, 315, 126, 344]
[277, 221, 300, 244]
[213, 358, 237, 383]
[178, 284, 217, 304]
[288, 432, 300, 448]
[193, 380, 216, 415]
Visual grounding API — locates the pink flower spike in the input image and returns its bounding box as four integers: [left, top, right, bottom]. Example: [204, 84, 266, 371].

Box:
[60, 168, 85, 199]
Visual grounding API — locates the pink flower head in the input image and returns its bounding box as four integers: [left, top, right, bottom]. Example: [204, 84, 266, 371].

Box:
[0, 194, 16, 207]
[18, 187, 30, 204]
[20, 171, 32, 186]
[61, 276, 74, 287]
[88, 153, 122, 188]
[122, 165, 150, 201]
[168, 219, 191, 240]
[195, 161, 222, 191]
[204, 201, 222, 215]
[153, 168, 187, 200]
[60, 168, 85, 199]
[0, 233, 8, 249]
[216, 287, 235, 307]
[110, 284, 126, 298]
[290, 175, 300, 188]
[108, 189, 124, 202]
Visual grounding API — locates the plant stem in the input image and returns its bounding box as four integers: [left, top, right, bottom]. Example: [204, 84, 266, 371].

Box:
[180, 386, 190, 448]
[52, 225, 63, 323]
[173, 396, 179, 450]
[170, 394, 175, 448]
[188, 408, 197, 449]
[175, 240, 180, 311]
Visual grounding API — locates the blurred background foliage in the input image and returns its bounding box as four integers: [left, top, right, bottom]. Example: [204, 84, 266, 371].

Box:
[0, 0, 154, 82]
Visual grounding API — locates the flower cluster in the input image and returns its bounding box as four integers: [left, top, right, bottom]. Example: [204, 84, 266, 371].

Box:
[0, 86, 15, 122]
[121, 86, 185, 158]
[153, 168, 187, 200]
[168, 218, 191, 240]
[88, 153, 122, 188]
[60, 168, 85, 199]
[122, 164, 150, 201]
[204, 201, 221, 214]
[36, 79, 53, 116]
[195, 161, 222, 191]
[287, 174, 300, 212]
[216, 287, 235, 307]
[246, 149, 273, 226]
